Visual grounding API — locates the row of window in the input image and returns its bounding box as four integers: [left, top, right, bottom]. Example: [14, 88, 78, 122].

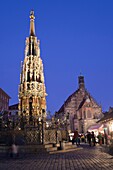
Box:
[72, 110, 99, 119]
[0, 94, 9, 101]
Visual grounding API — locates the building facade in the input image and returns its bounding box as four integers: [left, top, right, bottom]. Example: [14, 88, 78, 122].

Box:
[9, 103, 18, 116]
[18, 11, 47, 126]
[97, 107, 113, 137]
[56, 75, 103, 133]
[0, 88, 10, 112]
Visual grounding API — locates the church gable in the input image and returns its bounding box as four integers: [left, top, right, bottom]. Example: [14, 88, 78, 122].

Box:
[77, 92, 100, 111]
[56, 75, 102, 133]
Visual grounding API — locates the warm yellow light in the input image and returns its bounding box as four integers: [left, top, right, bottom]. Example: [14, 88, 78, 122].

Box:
[111, 123, 113, 131]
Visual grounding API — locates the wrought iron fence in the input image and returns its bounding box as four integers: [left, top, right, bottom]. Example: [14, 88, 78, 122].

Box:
[0, 129, 67, 145]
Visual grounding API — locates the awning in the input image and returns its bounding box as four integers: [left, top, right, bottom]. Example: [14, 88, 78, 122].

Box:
[88, 124, 103, 131]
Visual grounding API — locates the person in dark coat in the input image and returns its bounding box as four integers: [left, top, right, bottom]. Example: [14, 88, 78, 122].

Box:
[91, 131, 96, 146]
[87, 131, 92, 146]
[73, 129, 79, 146]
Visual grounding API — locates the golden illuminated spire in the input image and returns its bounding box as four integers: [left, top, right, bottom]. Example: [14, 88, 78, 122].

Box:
[30, 10, 35, 36]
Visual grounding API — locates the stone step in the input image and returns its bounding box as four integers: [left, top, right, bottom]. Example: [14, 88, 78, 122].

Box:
[64, 145, 77, 150]
[49, 147, 83, 154]
[44, 144, 53, 148]
[64, 142, 73, 146]
[46, 147, 57, 152]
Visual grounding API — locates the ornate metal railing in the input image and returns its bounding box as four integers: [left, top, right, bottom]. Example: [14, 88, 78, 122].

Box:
[0, 129, 67, 145]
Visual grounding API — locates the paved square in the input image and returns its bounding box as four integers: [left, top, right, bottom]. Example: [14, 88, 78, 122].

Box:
[0, 144, 113, 170]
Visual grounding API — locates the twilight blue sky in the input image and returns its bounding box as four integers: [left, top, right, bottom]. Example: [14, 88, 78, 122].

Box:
[0, 0, 113, 114]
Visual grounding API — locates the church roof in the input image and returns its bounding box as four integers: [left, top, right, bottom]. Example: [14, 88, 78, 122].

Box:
[77, 90, 99, 110]
[77, 97, 87, 110]
[57, 75, 101, 114]
[58, 90, 77, 113]
[58, 88, 100, 113]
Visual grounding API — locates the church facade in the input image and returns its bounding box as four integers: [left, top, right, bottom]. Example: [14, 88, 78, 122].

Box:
[18, 11, 47, 126]
[56, 75, 103, 133]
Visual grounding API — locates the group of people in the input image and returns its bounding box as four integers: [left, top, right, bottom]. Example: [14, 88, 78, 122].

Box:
[87, 131, 108, 146]
[87, 131, 96, 146]
[72, 129, 108, 147]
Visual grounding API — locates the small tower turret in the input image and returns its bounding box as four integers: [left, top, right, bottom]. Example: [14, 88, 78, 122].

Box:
[78, 75, 85, 89]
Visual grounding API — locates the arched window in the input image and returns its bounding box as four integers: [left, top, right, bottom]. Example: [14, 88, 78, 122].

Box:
[87, 110, 92, 118]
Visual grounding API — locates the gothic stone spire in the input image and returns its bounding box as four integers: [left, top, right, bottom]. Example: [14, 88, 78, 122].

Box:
[18, 11, 47, 126]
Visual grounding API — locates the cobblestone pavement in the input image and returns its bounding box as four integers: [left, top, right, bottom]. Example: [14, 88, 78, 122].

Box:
[0, 144, 113, 170]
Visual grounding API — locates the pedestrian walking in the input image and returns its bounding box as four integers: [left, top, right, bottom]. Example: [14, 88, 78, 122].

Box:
[73, 129, 79, 146]
[11, 134, 19, 158]
[91, 131, 96, 146]
[12, 143, 18, 158]
[104, 132, 108, 145]
[78, 134, 81, 146]
[81, 134, 85, 143]
[87, 131, 92, 146]
[97, 132, 102, 146]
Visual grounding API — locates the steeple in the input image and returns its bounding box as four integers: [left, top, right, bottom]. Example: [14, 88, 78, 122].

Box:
[78, 75, 85, 89]
[29, 10, 35, 36]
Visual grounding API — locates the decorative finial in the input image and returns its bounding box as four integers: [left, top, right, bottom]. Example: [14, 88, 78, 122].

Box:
[30, 10, 35, 20]
[29, 10, 35, 36]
